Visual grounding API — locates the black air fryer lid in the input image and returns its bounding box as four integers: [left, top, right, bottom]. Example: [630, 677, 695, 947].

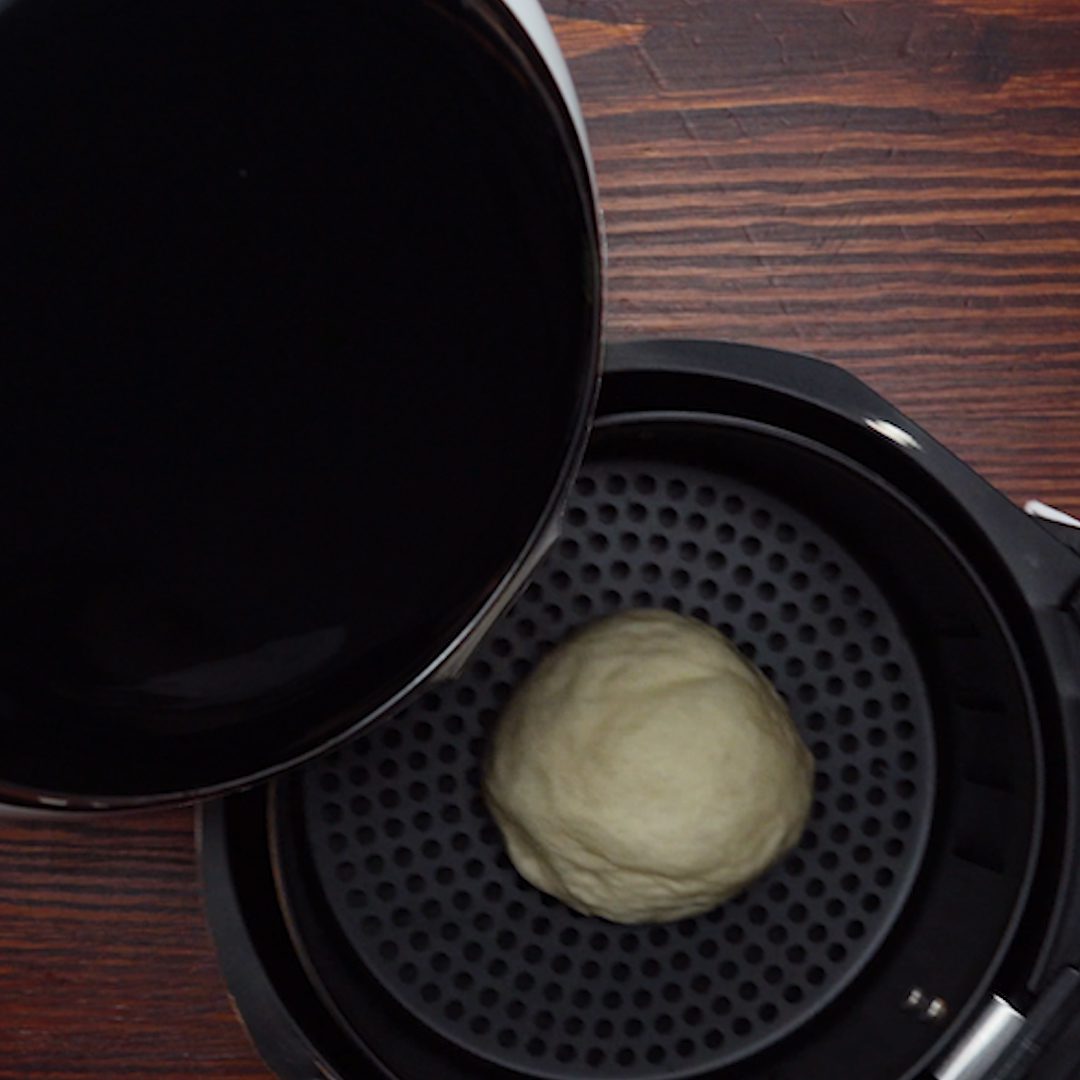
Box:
[0, 0, 600, 806]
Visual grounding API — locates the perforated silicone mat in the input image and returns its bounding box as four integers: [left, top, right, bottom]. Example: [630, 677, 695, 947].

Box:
[299, 438, 935, 1078]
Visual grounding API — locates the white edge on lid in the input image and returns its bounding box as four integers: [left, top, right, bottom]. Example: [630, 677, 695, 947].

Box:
[494, 0, 598, 195]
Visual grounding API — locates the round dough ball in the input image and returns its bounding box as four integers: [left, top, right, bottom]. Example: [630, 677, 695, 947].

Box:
[483, 609, 813, 923]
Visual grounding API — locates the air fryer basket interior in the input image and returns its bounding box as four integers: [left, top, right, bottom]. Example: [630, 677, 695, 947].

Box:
[255, 412, 1042, 1080]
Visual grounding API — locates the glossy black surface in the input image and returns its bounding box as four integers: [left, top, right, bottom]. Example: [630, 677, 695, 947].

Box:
[0, 0, 598, 799]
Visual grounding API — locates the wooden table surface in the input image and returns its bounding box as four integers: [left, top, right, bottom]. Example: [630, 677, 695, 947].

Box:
[2, 1, 1079, 1076]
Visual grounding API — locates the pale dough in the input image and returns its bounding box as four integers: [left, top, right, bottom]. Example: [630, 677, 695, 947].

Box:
[483, 609, 814, 923]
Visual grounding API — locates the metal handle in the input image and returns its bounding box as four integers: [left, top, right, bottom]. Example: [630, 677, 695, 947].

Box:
[931, 969, 1080, 1080]
[933, 997, 1025, 1080]
[983, 968, 1080, 1080]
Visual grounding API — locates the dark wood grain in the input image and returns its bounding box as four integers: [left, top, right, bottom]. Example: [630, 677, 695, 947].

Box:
[2, 2, 1079, 1076]
[0, 810, 260, 1078]
[552, 0, 1080, 514]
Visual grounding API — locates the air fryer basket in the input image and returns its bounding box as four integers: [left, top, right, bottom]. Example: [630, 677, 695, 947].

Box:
[202, 341, 1080, 1080]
